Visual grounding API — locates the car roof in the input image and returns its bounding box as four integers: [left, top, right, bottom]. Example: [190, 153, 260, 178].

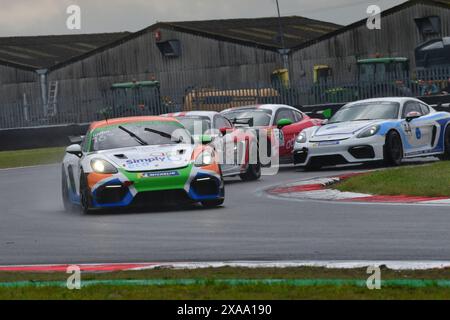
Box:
[345, 97, 424, 107]
[89, 116, 179, 130]
[221, 104, 298, 113]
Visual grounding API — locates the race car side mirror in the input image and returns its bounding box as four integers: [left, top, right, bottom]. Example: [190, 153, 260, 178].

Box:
[219, 127, 229, 136]
[277, 118, 293, 129]
[405, 111, 422, 122]
[66, 144, 82, 158]
[68, 135, 84, 144]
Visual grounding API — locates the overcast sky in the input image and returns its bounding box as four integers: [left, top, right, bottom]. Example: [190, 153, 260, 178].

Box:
[0, 0, 406, 37]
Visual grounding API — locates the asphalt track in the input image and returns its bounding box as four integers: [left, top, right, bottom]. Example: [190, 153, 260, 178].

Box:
[0, 161, 449, 265]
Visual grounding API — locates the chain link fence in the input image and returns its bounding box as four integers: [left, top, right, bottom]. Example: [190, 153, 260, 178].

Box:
[1, 67, 450, 129]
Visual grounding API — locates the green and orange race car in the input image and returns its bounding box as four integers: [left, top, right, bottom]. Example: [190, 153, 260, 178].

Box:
[62, 116, 224, 213]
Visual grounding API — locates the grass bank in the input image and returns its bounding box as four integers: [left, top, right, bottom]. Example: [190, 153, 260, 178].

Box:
[2, 267, 450, 299]
[336, 161, 450, 197]
[0, 147, 65, 169]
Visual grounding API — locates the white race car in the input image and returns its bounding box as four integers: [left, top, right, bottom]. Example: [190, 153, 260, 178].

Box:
[293, 97, 450, 170]
[161, 111, 261, 181]
[62, 116, 225, 213]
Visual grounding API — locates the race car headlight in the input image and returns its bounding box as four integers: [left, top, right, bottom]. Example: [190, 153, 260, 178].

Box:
[296, 131, 307, 143]
[194, 151, 214, 167]
[357, 125, 380, 138]
[90, 159, 118, 174]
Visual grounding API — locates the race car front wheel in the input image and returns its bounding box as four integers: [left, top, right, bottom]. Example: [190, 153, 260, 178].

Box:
[240, 142, 261, 181]
[80, 170, 94, 214]
[384, 131, 403, 166]
[240, 163, 261, 181]
[438, 127, 450, 161]
[61, 167, 78, 212]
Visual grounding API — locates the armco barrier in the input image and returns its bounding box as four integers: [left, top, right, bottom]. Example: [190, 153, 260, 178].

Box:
[0, 123, 89, 151]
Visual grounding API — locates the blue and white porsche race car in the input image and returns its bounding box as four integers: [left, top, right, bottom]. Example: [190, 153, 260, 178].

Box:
[293, 97, 450, 169]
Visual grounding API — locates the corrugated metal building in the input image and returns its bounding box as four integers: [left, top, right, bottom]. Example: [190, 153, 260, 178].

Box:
[0, 16, 342, 122]
[290, 0, 450, 83]
[0, 32, 130, 104]
[46, 16, 341, 107]
[1, 0, 449, 119]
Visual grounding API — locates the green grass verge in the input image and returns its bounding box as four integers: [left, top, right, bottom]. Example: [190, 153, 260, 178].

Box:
[0, 147, 65, 169]
[2, 267, 450, 300]
[335, 161, 450, 197]
[3, 284, 450, 300]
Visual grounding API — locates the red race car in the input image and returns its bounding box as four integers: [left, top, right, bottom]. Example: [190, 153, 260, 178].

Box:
[221, 104, 323, 164]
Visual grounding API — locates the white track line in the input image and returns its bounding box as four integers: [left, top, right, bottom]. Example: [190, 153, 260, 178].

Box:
[2, 261, 450, 271]
[0, 163, 57, 171]
[129, 261, 450, 271]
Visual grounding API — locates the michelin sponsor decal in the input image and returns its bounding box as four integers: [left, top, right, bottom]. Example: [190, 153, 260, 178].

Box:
[138, 171, 180, 178]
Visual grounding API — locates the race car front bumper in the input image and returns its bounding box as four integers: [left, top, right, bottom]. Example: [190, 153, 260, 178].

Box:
[293, 135, 385, 167]
[88, 164, 224, 209]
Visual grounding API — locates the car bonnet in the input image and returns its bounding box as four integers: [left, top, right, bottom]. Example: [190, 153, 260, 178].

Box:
[310, 120, 382, 141]
[98, 144, 195, 172]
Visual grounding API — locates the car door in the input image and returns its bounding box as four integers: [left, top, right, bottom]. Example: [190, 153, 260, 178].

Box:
[401, 101, 434, 155]
[273, 108, 296, 157]
[64, 141, 85, 199]
[213, 115, 241, 175]
[418, 102, 440, 150]
[273, 108, 314, 157]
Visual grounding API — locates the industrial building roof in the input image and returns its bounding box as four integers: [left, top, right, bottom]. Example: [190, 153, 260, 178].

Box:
[1, 0, 449, 71]
[163, 16, 342, 50]
[0, 32, 130, 70]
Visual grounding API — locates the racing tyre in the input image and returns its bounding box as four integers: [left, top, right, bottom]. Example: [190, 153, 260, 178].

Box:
[61, 167, 78, 212]
[79, 171, 94, 214]
[201, 199, 224, 208]
[240, 163, 261, 181]
[438, 127, 450, 161]
[240, 142, 261, 181]
[304, 160, 322, 171]
[384, 130, 403, 166]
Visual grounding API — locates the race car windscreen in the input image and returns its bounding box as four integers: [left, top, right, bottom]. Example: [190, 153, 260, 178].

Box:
[175, 116, 211, 135]
[329, 102, 400, 124]
[222, 109, 272, 127]
[90, 121, 192, 151]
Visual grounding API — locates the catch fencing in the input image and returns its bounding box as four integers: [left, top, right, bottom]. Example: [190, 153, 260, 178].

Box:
[1, 66, 450, 129]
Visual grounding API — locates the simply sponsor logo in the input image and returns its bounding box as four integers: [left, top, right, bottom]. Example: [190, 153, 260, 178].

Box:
[124, 152, 184, 169]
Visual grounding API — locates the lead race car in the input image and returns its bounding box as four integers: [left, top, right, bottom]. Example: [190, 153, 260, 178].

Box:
[62, 116, 225, 213]
[161, 111, 261, 181]
[293, 97, 450, 170]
